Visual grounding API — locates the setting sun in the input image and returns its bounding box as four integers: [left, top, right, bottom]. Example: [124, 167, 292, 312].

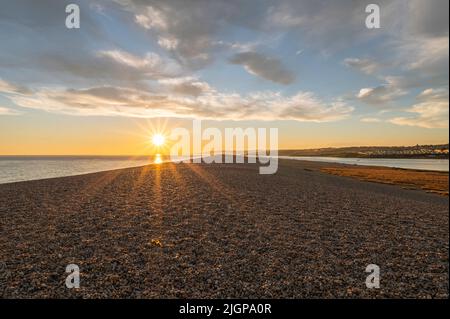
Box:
[151, 134, 166, 147]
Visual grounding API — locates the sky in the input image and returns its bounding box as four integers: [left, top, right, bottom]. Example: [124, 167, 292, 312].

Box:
[0, 0, 448, 155]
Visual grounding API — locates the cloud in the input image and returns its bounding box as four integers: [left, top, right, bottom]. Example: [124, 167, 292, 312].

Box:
[158, 77, 213, 96]
[213, 40, 259, 52]
[0, 0, 447, 128]
[135, 5, 169, 30]
[117, 0, 441, 75]
[158, 36, 179, 50]
[357, 85, 406, 106]
[229, 52, 295, 85]
[0, 106, 21, 115]
[406, 0, 449, 38]
[6, 82, 352, 122]
[0, 2, 182, 88]
[360, 117, 382, 123]
[116, 0, 246, 68]
[264, 0, 395, 52]
[95, 49, 183, 82]
[0, 48, 183, 91]
[0, 79, 31, 95]
[0, 79, 30, 116]
[118, 0, 385, 65]
[343, 58, 380, 75]
[266, 5, 304, 28]
[397, 37, 449, 87]
[389, 88, 449, 128]
[276, 92, 353, 121]
[1, 44, 182, 89]
[96, 50, 161, 69]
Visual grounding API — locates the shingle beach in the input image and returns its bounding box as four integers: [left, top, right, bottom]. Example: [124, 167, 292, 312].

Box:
[0, 160, 448, 298]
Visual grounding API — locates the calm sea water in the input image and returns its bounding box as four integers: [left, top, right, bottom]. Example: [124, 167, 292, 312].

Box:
[0, 156, 157, 184]
[279, 156, 449, 172]
[0, 155, 448, 184]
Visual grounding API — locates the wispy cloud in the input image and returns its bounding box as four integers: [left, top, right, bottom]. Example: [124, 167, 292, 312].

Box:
[0, 106, 21, 115]
[389, 88, 449, 128]
[343, 58, 381, 75]
[0, 79, 31, 95]
[158, 77, 213, 96]
[360, 117, 382, 123]
[4, 81, 352, 122]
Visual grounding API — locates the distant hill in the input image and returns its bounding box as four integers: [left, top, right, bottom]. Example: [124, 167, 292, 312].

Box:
[279, 144, 449, 159]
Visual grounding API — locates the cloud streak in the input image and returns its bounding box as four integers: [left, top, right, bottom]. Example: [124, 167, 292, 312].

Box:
[343, 58, 381, 75]
[0, 106, 21, 115]
[389, 88, 449, 129]
[1, 78, 352, 121]
[0, 79, 32, 95]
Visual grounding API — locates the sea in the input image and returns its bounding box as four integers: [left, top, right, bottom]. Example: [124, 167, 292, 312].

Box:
[0, 155, 448, 184]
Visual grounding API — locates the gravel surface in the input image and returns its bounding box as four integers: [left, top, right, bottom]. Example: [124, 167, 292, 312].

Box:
[0, 159, 448, 298]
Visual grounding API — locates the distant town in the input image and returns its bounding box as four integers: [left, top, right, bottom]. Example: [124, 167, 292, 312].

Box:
[280, 144, 449, 159]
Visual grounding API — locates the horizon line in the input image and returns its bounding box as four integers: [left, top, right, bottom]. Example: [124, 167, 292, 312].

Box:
[0, 142, 448, 157]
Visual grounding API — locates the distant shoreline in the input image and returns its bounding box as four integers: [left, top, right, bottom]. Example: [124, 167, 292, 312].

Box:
[278, 144, 449, 159]
[280, 154, 449, 159]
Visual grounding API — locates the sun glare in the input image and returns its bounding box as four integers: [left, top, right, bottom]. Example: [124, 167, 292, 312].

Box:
[152, 134, 165, 147]
[154, 153, 163, 164]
